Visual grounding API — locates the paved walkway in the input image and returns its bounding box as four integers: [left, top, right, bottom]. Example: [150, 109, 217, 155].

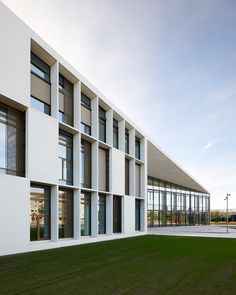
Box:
[148, 225, 236, 238]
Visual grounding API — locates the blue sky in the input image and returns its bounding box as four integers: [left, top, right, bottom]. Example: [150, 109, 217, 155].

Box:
[3, 0, 236, 209]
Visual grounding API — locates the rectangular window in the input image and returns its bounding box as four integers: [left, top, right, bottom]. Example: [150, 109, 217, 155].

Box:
[80, 140, 91, 188]
[58, 189, 73, 239]
[135, 199, 141, 231]
[125, 159, 129, 195]
[113, 196, 122, 233]
[113, 119, 119, 149]
[135, 164, 141, 197]
[125, 128, 129, 154]
[98, 194, 106, 234]
[80, 192, 91, 236]
[59, 74, 73, 126]
[59, 132, 73, 185]
[135, 137, 141, 159]
[31, 53, 51, 115]
[99, 107, 106, 142]
[99, 148, 109, 192]
[81, 92, 91, 135]
[30, 185, 51, 241]
[31, 96, 50, 115]
[0, 103, 25, 176]
[31, 52, 50, 83]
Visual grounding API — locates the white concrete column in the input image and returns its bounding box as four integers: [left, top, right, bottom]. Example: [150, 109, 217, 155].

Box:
[73, 132, 81, 187]
[51, 185, 58, 241]
[129, 128, 135, 158]
[109, 147, 112, 193]
[119, 119, 125, 152]
[106, 194, 113, 235]
[106, 109, 113, 146]
[91, 192, 98, 237]
[50, 61, 59, 119]
[129, 159, 135, 196]
[73, 189, 80, 239]
[142, 137, 148, 232]
[92, 141, 98, 190]
[91, 96, 98, 138]
[74, 80, 81, 130]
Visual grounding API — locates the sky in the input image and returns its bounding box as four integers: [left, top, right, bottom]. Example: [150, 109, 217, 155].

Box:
[2, 0, 236, 209]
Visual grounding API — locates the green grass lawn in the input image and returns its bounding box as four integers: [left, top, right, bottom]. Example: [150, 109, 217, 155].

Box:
[1, 235, 236, 295]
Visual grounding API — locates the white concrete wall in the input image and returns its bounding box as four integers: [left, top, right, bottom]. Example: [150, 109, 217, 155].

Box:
[0, 2, 30, 106]
[0, 174, 30, 255]
[111, 148, 125, 196]
[123, 196, 135, 234]
[28, 108, 58, 184]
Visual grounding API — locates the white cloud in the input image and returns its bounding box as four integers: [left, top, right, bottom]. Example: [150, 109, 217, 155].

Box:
[203, 142, 213, 151]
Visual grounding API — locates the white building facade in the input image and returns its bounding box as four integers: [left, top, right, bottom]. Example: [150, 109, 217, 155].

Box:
[0, 3, 210, 256]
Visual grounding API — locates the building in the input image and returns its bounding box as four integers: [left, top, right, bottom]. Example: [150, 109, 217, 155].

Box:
[0, 3, 210, 256]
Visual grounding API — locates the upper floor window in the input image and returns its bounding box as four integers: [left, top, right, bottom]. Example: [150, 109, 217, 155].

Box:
[0, 103, 25, 177]
[81, 93, 91, 135]
[135, 137, 141, 159]
[99, 107, 106, 142]
[80, 140, 91, 188]
[59, 132, 73, 185]
[59, 74, 73, 126]
[113, 119, 119, 149]
[125, 128, 129, 154]
[31, 53, 51, 115]
[31, 52, 50, 83]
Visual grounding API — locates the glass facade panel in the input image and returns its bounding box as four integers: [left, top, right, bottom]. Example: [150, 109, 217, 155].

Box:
[58, 189, 73, 238]
[0, 103, 25, 176]
[113, 119, 119, 149]
[31, 96, 50, 115]
[135, 199, 141, 231]
[125, 128, 129, 154]
[31, 52, 50, 83]
[30, 185, 50, 241]
[59, 132, 73, 185]
[80, 192, 91, 236]
[98, 194, 106, 234]
[135, 137, 141, 159]
[147, 177, 210, 227]
[99, 107, 106, 142]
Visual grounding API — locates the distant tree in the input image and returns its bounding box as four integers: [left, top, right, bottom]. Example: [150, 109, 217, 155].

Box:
[211, 210, 221, 222]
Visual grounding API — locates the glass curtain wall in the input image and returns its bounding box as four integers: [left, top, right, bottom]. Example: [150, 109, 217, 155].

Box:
[99, 107, 106, 142]
[30, 185, 50, 241]
[80, 192, 91, 236]
[147, 177, 210, 227]
[113, 119, 119, 149]
[125, 128, 129, 154]
[135, 199, 141, 231]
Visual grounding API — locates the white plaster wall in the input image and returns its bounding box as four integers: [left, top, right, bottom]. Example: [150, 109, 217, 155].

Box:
[111, 148, 125, 195]
[28, 108, 58, 184]
[123, 196, 135, 234]
[0, 2, 30, 106]
[0, 174, 30, 255]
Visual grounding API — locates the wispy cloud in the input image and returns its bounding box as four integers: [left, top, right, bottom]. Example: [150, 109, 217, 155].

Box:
[203, 142, 213, 151]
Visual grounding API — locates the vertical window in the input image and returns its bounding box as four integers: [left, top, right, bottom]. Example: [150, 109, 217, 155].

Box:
[58, 189, 73, 238]
[80, 140, 91, 188]
[31, 52, 51, 115]
[59, 132, 73, 185]
[30, 185, 51, 241]
[113, 119, 119, 149]
[81, 93, 91, 135]
[80, 192, 91, 236]
[98, 194, 106, 234]
[125, 128, 129, 154]
[113, 196, 122, 233]
[99, 148, 109, 192]
[135, 199, 141, 231]
[135, 137, 141, 159]
[135, 164, 140, 197]
[59, 74, 73, 126]
[125, 159, 129, 195]
[0, 103, 25, 176]
[99, 107, 106, 142]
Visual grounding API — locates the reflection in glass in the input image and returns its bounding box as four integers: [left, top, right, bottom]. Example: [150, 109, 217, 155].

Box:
[98, 194, 106, 234]
[30, 185, 50, 241]
[59, 132, 73, 185]
[80, 192, 91, 236]
[58, 189, 73, 238]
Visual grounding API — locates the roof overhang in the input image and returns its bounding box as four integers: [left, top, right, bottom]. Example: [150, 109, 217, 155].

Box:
[147, 140, 209, 193]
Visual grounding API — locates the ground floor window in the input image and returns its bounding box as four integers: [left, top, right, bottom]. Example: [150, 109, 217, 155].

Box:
[98, 194, 106, 234]
[135, 199, 141, 231]
[113, 196, 122, 233]
[80, 192, 91, 236]
[30, 185, 50, 241]
[58, 189, 73, 238]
